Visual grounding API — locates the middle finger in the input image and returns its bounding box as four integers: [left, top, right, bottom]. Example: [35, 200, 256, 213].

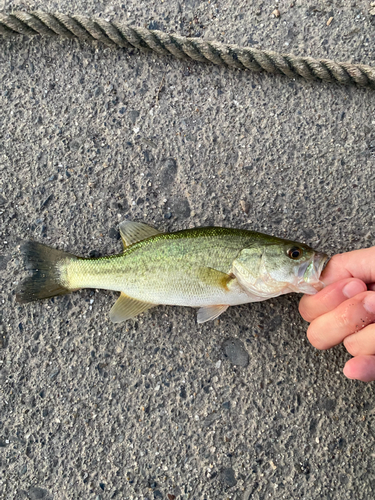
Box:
[299, 278, 367, 323]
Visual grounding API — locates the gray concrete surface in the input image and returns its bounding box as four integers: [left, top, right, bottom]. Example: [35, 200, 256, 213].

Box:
[1, 1, 375, 499]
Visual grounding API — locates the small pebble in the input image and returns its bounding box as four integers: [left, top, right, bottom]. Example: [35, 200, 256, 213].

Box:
[129, 110, 140, 124]
[203, 412, 221, 427]
[222, 338, 249, 367]
[272, 9, 280, 17]
[240, 200, 250, 214]
[149, 20, 161, 30]
[28, 487, 49, 500]
[19, 464, 27, 475]
[49, 369, 60, 380]
[0, 255, 10, 271]
[220, 467, 237, 487]
[42, 193, 53, 207]
[169, 196, 191, 219]
[179, 387, 187, 399]
[108, 227, 120, 240]
[160, 158, 178, 187]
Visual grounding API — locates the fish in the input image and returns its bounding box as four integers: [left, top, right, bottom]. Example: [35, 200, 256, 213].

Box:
[16, 221, 328, 324]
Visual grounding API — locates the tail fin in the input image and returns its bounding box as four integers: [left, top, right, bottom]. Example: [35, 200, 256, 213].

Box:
[16, 241, 77, 303]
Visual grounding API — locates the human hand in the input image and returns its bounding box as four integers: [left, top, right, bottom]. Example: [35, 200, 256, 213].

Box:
[299, 247, 375, 382]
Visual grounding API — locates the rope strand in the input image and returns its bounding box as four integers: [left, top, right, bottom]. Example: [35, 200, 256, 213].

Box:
[0, 11, 374, 89]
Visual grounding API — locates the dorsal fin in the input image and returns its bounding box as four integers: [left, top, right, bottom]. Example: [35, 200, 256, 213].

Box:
[109, 292, 156, 323]
[119, 221, 162, 247]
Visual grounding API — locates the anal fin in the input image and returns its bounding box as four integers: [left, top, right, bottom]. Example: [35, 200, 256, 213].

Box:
[197, 305, 229, 324]
[110, 292, 156, 323]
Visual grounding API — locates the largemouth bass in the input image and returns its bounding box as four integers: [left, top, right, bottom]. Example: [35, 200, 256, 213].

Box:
[16, 221, 328, 323]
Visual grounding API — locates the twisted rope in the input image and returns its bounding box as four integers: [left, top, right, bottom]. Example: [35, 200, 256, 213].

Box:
[0, 11, 374, 89]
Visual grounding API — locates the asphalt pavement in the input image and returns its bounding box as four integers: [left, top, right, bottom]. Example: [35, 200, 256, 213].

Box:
[1, 1, 375, 499]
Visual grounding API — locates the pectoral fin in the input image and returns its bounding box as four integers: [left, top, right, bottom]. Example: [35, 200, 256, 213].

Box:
[119, 221, 162, 247]
[196, 267, 234, 290]
[110, 292, 156, 323]
[197, 305, 229, 324]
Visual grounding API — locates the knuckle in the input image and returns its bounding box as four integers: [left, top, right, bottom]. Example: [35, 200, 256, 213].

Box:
[333, 304, 352, 328]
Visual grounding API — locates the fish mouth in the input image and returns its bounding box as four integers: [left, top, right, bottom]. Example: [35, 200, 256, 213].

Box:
[306, 252, 329, 290]
[313, 252, 329, 280]
[296, 252, 329, 294]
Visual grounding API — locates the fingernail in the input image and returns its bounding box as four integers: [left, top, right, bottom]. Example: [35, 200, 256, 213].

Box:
[363, 294, 375, 314]
[343, 281, 366, 299]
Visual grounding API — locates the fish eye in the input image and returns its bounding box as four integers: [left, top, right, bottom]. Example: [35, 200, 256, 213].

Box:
[287, 247, 303, 260]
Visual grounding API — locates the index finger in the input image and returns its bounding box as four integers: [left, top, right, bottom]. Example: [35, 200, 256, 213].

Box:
[299, 278, 367, 323]
[322, 248, 375, 285]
